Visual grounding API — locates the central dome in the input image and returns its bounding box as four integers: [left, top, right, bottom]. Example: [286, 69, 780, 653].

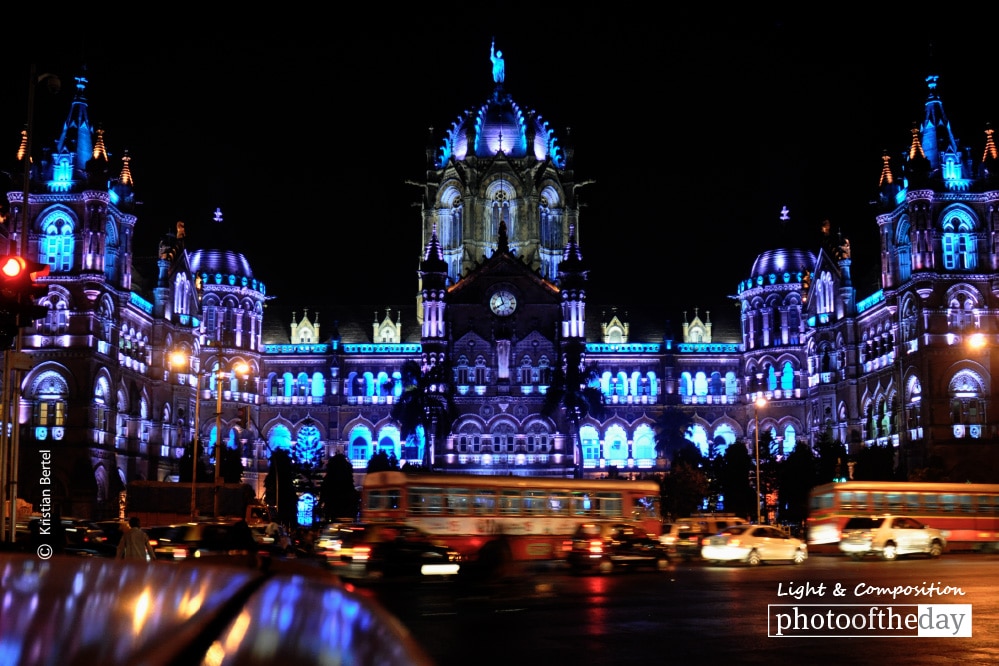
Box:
[436, 89, 563, 166]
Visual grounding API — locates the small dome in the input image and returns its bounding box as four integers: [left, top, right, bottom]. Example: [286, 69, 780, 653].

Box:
[748, 248, 815, 285]
[191, 249, 266, 295]
[191, 249, 254, 278]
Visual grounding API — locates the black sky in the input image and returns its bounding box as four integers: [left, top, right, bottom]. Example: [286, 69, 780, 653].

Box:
[3, 10, 997, 331]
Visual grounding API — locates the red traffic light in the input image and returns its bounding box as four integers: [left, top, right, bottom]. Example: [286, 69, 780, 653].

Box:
[0, 255, 50, 282]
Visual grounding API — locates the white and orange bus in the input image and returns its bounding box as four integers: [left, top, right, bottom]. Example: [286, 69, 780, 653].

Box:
[807, 480, 999, 551]
[360, 471, 662, 562]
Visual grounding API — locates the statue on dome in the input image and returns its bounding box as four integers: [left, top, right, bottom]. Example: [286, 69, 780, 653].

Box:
[490, 39, 505, 84]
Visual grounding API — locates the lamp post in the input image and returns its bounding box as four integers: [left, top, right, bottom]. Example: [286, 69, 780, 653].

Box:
[1, 67, 60, 543]
[754, 396, 767, 524]
[213, 360, 249, 517]
[170, 350, 203, 520]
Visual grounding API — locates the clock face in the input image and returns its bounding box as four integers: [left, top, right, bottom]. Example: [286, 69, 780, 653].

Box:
[489, 290, 517, 316]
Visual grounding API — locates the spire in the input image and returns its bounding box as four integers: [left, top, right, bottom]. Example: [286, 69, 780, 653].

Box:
[92, 127, 108, 161]
[920, 74, 959, 169]
[904, 123, 932, 186]
[983, 123, 997, 162]
[879, 150, 894, 187]
[119, 150, 133, 186]
[16, 129, 27, 163]
[56, 73, 93, 177]
[557, 223, 589, 289]
[909, 124, 926, 160]
[562, 223, 583, 263]
[420, 223, 448, 289]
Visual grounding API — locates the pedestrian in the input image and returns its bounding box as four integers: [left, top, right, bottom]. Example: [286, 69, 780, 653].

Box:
[116, 516, 156, 561]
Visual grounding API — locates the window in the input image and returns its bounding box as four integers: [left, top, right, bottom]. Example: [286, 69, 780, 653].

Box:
[941, 212, 977, 270]
[40, 211, 75, 272]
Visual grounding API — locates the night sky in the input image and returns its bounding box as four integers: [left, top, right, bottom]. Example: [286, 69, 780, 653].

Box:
[2, 10, 996, 334]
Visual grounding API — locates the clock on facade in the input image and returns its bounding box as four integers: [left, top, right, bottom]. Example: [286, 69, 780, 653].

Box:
[489, 290, 517, 316]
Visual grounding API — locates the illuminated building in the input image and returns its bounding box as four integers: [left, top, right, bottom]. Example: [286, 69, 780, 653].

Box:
[3, 55, 998, 523]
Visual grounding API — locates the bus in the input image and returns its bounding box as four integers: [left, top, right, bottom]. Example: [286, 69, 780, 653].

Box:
[360, 471, 662, 562]
[806, 481, 999, 551]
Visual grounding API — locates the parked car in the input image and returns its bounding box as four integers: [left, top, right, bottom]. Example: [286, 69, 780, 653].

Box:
[838, 515, 947, 560]
[660, 515, 748, 559]
[701, 525, 808, 565]
[323, 522, 461, 581]
[145, 521, 259, 564]
[90, 519, 129, 552]
[567, 521, 670, 574]
[18, 516, 117, 557]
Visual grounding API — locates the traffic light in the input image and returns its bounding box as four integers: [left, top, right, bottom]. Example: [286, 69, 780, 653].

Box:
[0, 255, 50, 349]
[239, 405, 251, 429]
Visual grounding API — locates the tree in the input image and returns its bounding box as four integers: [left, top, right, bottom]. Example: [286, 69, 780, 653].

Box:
[851, 442, 897, 480]
[714, 440, 755, 520]
[652, 406, 694, 467]
[319, 453, 359, 522]
[264, 448, 298, 526]
[777, 441, 817, 528]
[814, 428, 848, 483]
[660, 443, 708, 520]
[390, 359, 457, 470]
[541, 340, 605, 477]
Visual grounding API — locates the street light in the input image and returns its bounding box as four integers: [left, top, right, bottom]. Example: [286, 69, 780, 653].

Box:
[170, 350, 203, 520]
[213, 359, 249, 518]
[754, 396, 767, 524]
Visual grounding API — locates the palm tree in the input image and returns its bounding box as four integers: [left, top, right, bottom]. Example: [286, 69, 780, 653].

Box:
[390, 359, 457, 470]
[541, 340, 605, 477]
[653, 406, 694, 468]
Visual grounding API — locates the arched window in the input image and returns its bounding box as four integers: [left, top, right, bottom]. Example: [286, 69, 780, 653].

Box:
[694, 372, 708, 397]
[782, 425, 796, 455]
[519, 356, 534, 385]
[347, 425, 371, 461]
[94, 375, 111, 437]
[675, 371, 690, 398]
[268, 424, 293, 455]
[632, 424, 656, 461]
[579, 425, 600, 465]
[376, 425, 401, 460]
[376, 371, 390, 397]
[173, 272, 193, 317]
[896, 220, 911, 282]
[712, 423, 737, 454]
[311, 372, 325, 398]
[104, 218, 119, 283]
[780, 361, 794, 391]
[40, 211, 75, 272]
[31, 371, 69, 441]
[941, 211, 977, 270]
[725, 372, 739, 397]
[688, 423, 709, 457]
[489, 422, 514, 454]
[604, 424, 628, 463]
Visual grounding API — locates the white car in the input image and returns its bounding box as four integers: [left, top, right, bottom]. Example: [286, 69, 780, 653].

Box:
[701, 525, 807, 566]
[838, 515, 947, 560]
